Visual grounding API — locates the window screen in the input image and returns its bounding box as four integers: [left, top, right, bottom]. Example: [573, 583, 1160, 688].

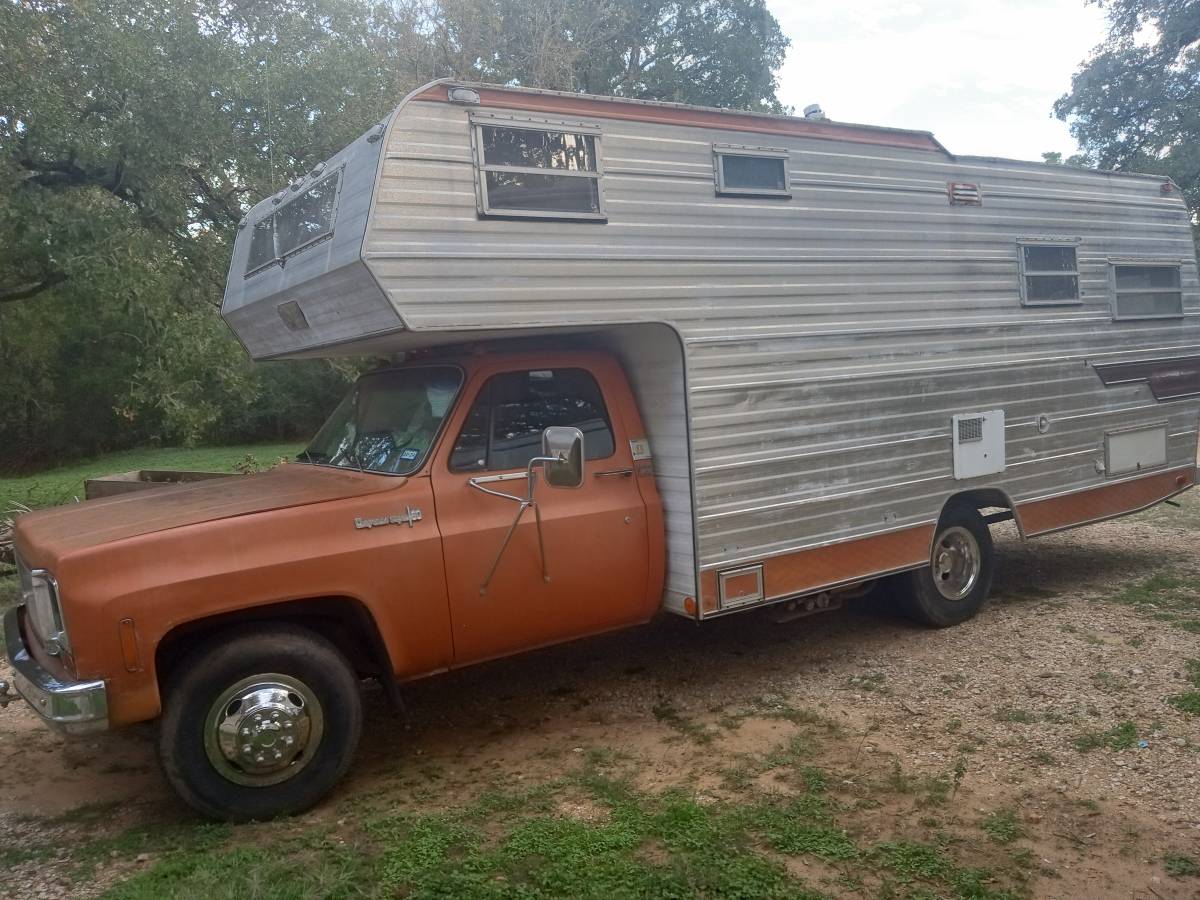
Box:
[450, 369, 615, 472]
[1019, 243, 1080, 305]
[1113, 264, 1183, 319]
[245, 170, 341, 276]
[475, 124, 603, 219]
[714, 147, 789, 197]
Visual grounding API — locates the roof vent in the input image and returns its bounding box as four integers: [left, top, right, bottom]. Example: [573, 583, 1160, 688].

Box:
[448, 86, 481, 105]
[948, 182, 982, 206]
[803, 103, 825, 121]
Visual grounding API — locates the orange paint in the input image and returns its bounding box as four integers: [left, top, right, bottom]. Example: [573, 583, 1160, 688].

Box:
[1017, 467, 1194, 536]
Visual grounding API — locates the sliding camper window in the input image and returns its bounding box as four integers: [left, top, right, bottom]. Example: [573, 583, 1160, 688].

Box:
[713, 145, 790, 197]
[450, 368, 615, 472]
[1111, 262, 1184, 320]
[245, 168, 342, 276]
[472, 118, 604, 220]
[1017, 241, 1080, 305]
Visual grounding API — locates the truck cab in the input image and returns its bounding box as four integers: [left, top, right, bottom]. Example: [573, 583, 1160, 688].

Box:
[4, 349, 664, 820]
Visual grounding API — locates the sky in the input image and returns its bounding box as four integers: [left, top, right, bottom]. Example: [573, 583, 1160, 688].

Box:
[765, 0, 1111, 161]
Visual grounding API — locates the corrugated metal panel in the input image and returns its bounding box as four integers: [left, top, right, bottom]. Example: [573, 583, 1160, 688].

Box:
[362, 95, 1200, 600]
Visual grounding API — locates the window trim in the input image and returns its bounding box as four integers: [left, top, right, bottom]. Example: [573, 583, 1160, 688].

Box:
[1016, 238, 1082, 307]
[470, 114, 606, 221]
[448, 367, 617, 474]
[1109, 259, 1185, 321]
[712, 143, 791, 198]
[244, 165, 345, 278]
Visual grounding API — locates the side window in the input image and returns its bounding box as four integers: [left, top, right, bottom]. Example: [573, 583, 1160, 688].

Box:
[473, 120, 604, 220]
[713, 145, 789, 197]
[1018, 241, 1080, 305]
[1112, 263, 1184, 320]
[449, 369, 616, 473]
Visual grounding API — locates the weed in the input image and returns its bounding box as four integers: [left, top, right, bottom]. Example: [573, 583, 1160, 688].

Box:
[1073, 721, 1138, 752]
[1168, 693, 1200, 716]
[1165, 853, 1200, 877]
[651, 701, 716, 744]
[980, 809, 1026, 845]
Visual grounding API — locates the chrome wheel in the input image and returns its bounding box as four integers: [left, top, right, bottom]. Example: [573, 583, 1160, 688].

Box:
[203, 674, 324, 787]
[931, 526, 981, 601]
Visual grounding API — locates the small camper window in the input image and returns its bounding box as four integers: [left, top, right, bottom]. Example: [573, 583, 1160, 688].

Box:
[1018, 242, 1080, 305]
[244, 169, 342, 276]
[1112, 263, 1184, 320]
[713, 145, 789, 197]
[474, 122, 604, 220]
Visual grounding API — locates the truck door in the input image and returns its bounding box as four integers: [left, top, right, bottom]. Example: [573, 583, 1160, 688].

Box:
[431, 361, 652, 664]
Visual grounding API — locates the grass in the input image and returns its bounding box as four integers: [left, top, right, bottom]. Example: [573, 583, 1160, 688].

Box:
[980, 809, 1026, 845]
[1073, 720, 1139, 753]
[0, 442, 304, 509]
[1165, 853, 1200, 877]
[1167, 659, 1200, 718]
[85, 748, 1025, 900]
[1105, 574, 1200, 635]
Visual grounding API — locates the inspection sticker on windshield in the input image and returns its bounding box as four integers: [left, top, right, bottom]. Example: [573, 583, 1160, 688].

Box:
[630, 438, 652, 460]
[398, 448, 419, 461]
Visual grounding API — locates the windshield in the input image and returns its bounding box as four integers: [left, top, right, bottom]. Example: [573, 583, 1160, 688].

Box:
[299, 366, 462, 475]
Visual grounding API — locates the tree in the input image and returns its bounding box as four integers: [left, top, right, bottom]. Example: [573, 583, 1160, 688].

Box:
[1055, 1, 1200, 237]
[0, 0, 788, 470]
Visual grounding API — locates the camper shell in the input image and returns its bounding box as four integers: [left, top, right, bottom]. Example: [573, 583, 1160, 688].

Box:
[224, 78, 1200, 619]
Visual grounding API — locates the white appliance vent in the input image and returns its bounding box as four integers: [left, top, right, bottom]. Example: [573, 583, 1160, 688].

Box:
[952, 410, 1005, 480]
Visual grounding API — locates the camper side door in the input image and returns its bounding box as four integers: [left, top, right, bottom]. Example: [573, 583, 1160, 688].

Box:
[431, 356, 652, 664]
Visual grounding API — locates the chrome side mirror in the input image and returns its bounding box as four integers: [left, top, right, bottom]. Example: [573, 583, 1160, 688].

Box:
[540, 426, 584, 489]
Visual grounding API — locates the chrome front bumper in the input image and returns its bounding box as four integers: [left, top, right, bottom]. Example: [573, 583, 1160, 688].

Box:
[2, 606, 108, 734]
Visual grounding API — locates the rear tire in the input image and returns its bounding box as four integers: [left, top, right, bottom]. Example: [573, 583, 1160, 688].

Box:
[895, 505, 994, 627]
[158, 623, 363, 822]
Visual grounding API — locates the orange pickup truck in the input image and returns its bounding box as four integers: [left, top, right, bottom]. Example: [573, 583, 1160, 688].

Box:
[3, 351, 667, 820]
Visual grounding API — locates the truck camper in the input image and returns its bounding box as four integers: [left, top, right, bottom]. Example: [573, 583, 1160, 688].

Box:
[6, 79, 1199, 820]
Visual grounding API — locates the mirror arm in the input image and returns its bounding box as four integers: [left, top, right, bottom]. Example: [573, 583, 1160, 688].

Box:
[470, 455, 559, 594]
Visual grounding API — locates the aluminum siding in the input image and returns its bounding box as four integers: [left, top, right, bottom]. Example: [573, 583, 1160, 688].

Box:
[363, 97, 1200, 587]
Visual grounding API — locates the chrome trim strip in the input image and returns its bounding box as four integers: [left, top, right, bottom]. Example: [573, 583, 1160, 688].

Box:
[2, 607, 108, 735]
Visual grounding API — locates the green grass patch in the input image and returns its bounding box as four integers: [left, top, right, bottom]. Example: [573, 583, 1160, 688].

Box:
[1, 443, 303, 509]
[93, 745, 1027, 900]
[1166, 659, 1200, 717]
[1165, 853, 1200, 877]
[1073, 720, 1139, 753]
[980, 809, 1026, 845]
[1105, 574, 1200, 635]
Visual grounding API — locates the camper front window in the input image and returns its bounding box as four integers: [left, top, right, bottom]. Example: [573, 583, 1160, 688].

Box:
[474, 122, 604, 219]
[1112, 263, 1184, 320]
[299, 366, 463, 476]
[245, 169, 342, 276]
[713, 145, 790, 197]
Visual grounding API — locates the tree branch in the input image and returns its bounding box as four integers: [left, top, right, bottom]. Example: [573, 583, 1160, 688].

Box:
[0, 272, 68, 304]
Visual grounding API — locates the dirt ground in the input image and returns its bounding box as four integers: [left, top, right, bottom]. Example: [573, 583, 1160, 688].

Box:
[2, 499, 1199, 899]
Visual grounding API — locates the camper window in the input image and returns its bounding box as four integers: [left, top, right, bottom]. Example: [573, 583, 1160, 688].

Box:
[1112, 263, 1184, 320]
[474, 121, 604, 220]
[244, 169, 342, 276]
[1018, 242, 1080, 305]
[713, 145, 790, 197]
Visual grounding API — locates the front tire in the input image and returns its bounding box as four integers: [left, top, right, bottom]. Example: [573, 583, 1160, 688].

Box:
[158, 623, 363, 822]
[895, 504, 994, 627]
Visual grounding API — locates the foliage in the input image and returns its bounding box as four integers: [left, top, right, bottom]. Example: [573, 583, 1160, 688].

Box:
[1055, 0, 1200, 240]
[0, 0, 786, 471]
[0, 442, 303, 509]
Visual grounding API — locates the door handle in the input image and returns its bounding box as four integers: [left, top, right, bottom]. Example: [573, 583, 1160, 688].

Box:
[594, 468, 633, 478]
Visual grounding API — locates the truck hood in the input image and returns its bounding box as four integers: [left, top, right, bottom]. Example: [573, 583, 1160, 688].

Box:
[16, 464, 403, 561]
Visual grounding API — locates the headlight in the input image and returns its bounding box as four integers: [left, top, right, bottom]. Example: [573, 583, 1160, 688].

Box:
[17, 555, 69, 656]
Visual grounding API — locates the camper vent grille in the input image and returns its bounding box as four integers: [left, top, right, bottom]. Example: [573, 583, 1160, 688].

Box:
[948, 182, 983, 206]
[958, 417, 985, 443]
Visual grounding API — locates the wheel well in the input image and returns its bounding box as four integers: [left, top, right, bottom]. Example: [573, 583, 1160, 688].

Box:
[939, 488, 1023, 535]
[154, 597, 394, 691]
